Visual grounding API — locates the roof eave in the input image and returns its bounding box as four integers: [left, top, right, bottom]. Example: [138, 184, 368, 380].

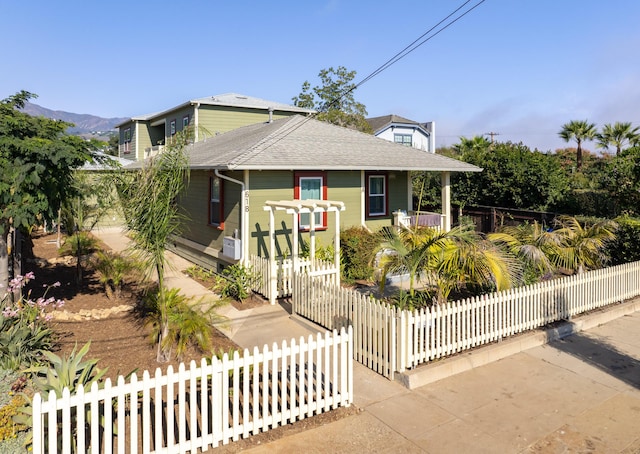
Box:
[193, 164, 482, 172]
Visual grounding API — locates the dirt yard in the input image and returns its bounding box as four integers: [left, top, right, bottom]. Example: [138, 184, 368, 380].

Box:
[26, 232, 239, 381]
[23, 231, 355, 452]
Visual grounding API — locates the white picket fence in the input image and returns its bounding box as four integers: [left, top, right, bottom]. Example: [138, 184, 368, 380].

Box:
[292, 261, 640, 380]
[249, 255, 336, 301]
[32, 327, 353, 454]
[293, 273, 397, 379]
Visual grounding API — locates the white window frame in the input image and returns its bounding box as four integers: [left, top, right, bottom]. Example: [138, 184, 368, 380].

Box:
[368, 174, 387, 216]
[394, 133, 412, 147]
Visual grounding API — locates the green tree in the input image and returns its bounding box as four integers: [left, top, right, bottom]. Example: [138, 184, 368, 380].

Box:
[106, 134, 119, 156]
[559, 120, 597, 170]
[451, 141, 567, 211]
[115, 130, 190, 362]
[597, 121, 640, 155]
[292, 66, 372, 132]
[0, 91, 96, 288]
[601, 147, 640, 216]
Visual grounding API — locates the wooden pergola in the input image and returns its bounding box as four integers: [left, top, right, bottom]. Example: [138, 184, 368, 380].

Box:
[263, 199, 345, 304]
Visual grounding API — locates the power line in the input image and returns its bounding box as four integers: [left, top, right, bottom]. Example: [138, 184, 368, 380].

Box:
[257, 0, 488, 152]
[355, 0, 487, 91]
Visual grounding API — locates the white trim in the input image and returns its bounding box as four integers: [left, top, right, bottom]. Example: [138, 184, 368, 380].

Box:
[367, 174, 386, 216]
[441, 171, 451, 232]
[360, 170, 366, 227]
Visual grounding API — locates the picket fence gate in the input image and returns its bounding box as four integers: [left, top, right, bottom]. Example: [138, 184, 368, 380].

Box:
[249, 255, 336, 301]
[291, 261, 640, 380]
[32, 327, 353, 454]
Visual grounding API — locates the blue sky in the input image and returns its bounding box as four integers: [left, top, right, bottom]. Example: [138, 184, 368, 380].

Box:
[3, 0, 640, 152]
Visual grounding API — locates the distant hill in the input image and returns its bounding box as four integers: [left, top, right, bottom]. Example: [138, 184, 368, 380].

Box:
[21, 102, 128, 139]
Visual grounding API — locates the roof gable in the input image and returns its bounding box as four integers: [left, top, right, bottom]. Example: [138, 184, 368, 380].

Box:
[366, 114, 431, 136]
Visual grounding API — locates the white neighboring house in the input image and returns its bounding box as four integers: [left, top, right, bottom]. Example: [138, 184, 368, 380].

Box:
[366, 114, 435, 153]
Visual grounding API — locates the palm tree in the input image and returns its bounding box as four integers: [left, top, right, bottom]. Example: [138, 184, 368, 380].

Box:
[488, 222, 563, 282]
[378, 225, 451, 299]
[378, 224, 519, 304]
[551, 216, 617, 273]
[597, 122, 640, 155]
[116, 130, 191, 362]
[454, 135, 491, 154]
[437, 226, 520, 299]
[559, 120, 597, 170]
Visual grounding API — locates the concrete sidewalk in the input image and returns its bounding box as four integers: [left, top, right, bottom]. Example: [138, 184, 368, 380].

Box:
[93, 227, 640, 453]
[244, 312, 640, 453]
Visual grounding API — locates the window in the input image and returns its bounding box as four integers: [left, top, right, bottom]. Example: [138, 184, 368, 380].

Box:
[366, 173, 387, 217]
[209, 176, 224, 227]
[182, 115, 189, 129]
[170, 120, 176, 136]
[394, 133, 412, 147]
[294, 171, 327, 229]
[122, 128, 131, 154]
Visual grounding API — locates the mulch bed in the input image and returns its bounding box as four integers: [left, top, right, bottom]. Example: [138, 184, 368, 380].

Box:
[25, 231, 239, 381]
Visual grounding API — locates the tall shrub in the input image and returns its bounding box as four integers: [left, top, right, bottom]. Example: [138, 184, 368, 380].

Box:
[606, 216, 640, 265]
[340, 227, 379, 282]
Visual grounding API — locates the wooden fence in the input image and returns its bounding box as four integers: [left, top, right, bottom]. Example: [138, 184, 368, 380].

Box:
[291, 261, 640, 380]
[32, 328, 353, 454]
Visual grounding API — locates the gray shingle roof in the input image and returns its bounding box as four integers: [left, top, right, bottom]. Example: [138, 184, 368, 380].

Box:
[366, 114, 429, 135]
[191, 93, 314, 114]
[117, 93, 313, 128]
[185, 115, 480, 172]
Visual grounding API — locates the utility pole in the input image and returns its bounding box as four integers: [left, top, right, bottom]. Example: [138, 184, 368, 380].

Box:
[485, 132, 500, 143]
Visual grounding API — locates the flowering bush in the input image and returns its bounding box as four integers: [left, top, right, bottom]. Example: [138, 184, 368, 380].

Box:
[0, 273, 64, 370]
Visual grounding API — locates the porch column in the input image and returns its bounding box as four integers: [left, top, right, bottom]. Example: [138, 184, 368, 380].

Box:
[441, 171, 451, 232]
[268, 207, 277, 304]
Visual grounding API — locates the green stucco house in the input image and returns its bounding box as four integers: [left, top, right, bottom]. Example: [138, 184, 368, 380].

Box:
[115, 93, 314, 161]
[164, 114, 481, 277]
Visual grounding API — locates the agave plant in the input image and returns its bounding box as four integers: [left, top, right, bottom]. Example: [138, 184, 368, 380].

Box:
[15, 342, 108, 451]
[26, 341, 108, 397]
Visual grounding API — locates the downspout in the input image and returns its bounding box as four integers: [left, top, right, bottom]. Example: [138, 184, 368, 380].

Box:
[215, 169, 246, 262]
[194, 102, 200, 142]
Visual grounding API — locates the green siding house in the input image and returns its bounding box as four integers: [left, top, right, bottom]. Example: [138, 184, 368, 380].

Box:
[115, 93, 314, 161]
[162, 115, 481, 274]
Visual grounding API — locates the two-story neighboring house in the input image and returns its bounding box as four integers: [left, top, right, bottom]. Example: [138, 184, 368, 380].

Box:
[366, 114, 435, 153]
[115, 93, 314, 161]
